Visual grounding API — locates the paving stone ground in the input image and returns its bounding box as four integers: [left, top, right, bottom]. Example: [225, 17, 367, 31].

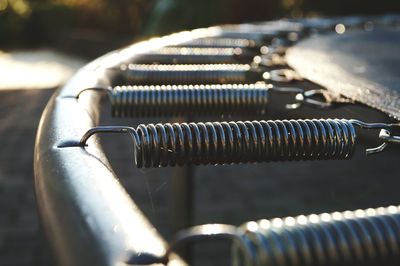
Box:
[0, 88, 54, 266]
[0, 49, 84, 266]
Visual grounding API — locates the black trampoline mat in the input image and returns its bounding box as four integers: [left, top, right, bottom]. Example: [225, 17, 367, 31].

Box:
[287, 26, 400, 119]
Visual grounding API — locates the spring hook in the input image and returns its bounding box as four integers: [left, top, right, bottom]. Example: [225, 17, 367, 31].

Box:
[253, 54, 287, 67]
[350, 120, 400, 155]
[267, 87, 353, 110]
[380, 128, 400, 145]
[285, 89, 354, 110]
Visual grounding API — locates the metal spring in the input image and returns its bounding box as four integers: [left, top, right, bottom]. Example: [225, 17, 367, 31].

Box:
[174, 37, 258, 49]
[155, 47, 242, 56]
[218, 31, 278, 44]
[80, 119, 356, 168]
[123, 63, 254, 85]
[108, 84, 270, 117]
[233, 205, 400, 266]
[132, 47, 254, 64]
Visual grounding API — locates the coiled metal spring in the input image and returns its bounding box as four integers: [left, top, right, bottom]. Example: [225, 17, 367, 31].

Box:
[122, 64, 300, 85]
[132, 47, 255, 64]
[155, 47, 243, 56]
[167, 206, 400, 266]
[123, 63, 254, 85]
[218, 31, 278, 44]
[108, 84, 270, 117]
[175, 37, 258, 49]
[81, 119, 357, 168]
[232, 205, 400, 266]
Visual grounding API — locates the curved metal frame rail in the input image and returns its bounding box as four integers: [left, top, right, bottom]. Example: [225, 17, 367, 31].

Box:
[33, 27, 225, 266]
[34, 16, 400, 266]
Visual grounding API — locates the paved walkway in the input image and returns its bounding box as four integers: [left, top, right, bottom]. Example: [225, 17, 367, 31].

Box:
[0, 88, 54, 265]
[0, 50, 85, 90]
[0, 50, 84, 266]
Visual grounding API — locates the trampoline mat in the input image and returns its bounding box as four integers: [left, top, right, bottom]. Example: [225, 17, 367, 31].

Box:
[286, 26, 400, 120]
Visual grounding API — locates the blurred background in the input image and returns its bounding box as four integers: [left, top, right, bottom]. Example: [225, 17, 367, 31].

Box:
[0, 0, 399, 266]
[0, 0, 399, 58]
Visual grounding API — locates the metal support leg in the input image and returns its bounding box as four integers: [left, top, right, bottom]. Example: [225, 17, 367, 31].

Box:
[169, 165, 194, 262]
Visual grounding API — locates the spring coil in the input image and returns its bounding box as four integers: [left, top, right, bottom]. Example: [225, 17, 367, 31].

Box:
[131, 119, 356, 168]
[233, 205, 400, 266]
[132, 47, 254, 64]
[219, 31, 277, 44]
[146, 47, 243, 56]
[123, 64, 253, 85]
[176, 37, 258, 49]
[108, 84, 270, 117]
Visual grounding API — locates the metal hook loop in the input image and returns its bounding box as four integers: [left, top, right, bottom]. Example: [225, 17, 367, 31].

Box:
[287, 89, 354, 110]
[166, 224, 254, 265]
[79, 126, 143, 166]
[374, 127, 400, 154]
[253, 54, 286, 67]
[76, 86, 111, 98]
[380, 128, 400, 144]
[350, 120, 400, 155]
[266, 69, 303, 83]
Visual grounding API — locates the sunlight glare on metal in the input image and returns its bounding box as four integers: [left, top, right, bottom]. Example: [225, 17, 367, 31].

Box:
[272, 218, 284, 228]
[308, 214, 320, 224]
[259, 219, 271, 230]
[335, 23, 346, 34]
[388, 205, 399, 214]
[246, 221, 259, 232]
[284, 217, 296, 227]
[296, 215, 308, 225]
[332, 212, 343, 220]
[320, 213, 331, 222]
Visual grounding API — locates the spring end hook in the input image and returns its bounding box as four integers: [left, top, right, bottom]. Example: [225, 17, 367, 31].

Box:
[76, 86, 112, 98]
[79, 126, 142, 165]
[350, 120, 400, 155]
[286, 89, 354, 110]
[268, 87, 350, 110]
[368, 126, 400, 155]
[79, 126, 139, 145]
[263, 69, 303, 83]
